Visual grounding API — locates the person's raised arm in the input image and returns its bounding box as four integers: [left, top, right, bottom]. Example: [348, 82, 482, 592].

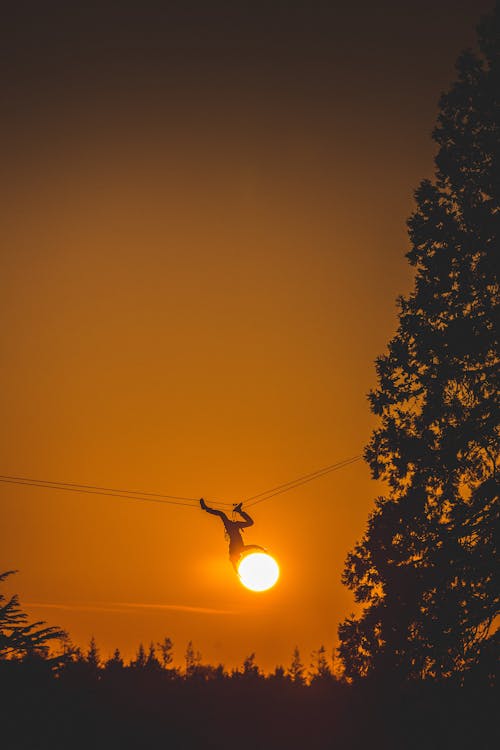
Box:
[234, 504, 254, 528]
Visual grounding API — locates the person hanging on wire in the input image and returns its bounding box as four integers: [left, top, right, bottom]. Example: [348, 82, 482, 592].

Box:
[200, 499, 265, 571]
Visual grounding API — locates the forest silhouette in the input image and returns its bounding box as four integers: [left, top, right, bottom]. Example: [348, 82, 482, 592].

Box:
[1, 4, 499, 749]
[0, 569, 497, 749]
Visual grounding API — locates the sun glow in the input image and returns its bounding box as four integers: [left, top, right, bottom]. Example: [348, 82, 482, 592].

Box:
[237, 552, 280, 592]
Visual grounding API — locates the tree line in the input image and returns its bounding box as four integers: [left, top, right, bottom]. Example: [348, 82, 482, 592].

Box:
[0, 569, 339, 683]
[0, 571, 496, 750]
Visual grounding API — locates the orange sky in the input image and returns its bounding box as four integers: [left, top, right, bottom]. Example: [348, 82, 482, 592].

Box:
[0, 1, 492, 673]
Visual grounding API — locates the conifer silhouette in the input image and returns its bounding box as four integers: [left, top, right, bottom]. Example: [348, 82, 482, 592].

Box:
[339, 6, 499, 683]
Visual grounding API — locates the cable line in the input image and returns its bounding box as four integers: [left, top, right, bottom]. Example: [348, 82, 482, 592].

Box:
[245, 455, 362, 502]
[0, 454, 363, 511]
[0, 473, 199, 503]
[245, 455, 362, 507]
[0, 476, 202, 508]
[0, 475, 229, 510]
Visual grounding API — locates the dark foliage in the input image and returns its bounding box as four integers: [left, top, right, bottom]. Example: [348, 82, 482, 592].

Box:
[339, 5, 499, 682]
[2, 569, 495, 748]
[0, 655, 497, 750]
[0, 571, 66, 661]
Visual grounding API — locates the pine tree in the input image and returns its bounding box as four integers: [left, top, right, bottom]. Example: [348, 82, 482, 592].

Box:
[146, 641, 161, 671]
[0, 570, 66, 659]
[288, 646, 305, 685]
[157, 636, 174, 669]
[132, 642, 147, 669]
[104, 648, 124, 673]
[339, 6, 499, 683]
[184, 640, 201, 677]
[86, 637, 100, 669]
[241, 652, 260, 679]
[310, 645, 332, 681]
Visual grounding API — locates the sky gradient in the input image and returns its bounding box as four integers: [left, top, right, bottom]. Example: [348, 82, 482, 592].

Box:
[0, 0, 494, 672]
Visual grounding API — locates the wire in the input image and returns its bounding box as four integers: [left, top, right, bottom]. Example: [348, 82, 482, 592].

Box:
[0, 454, 363, 511]
[0, 475, 229, 510]
[0, 477, 199, 508]
[245, 455, 362, 502]
[245, 455, 362, 508]
[0, 473, 198, 502]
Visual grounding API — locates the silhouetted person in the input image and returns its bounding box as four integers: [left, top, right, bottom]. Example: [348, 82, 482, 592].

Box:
[200, 499, 265, 571]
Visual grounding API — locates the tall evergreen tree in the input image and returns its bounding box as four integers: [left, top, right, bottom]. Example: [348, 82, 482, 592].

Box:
[339, 6, 499, 683]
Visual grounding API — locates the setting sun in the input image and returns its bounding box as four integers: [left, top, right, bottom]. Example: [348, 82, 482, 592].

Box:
[237, 552, 280, 592]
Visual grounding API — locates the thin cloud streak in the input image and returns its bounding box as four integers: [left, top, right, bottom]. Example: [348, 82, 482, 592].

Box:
[110, 601, 239, 615]
[25, 601, 238, 616]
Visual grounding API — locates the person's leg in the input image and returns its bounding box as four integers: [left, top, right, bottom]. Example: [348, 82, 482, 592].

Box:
[200, 499, 229, 522]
